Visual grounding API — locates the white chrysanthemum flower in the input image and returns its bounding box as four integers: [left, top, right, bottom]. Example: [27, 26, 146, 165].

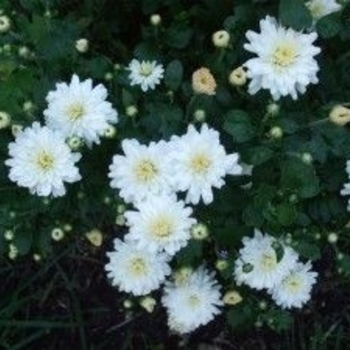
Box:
[169, 123, 242, 205]
[341, 161, 350, 210]
[44, 75, 118, 147]
[105, 238, 171, 296]
[162, 267, 223, 334]
[124, 194, 196, 255]
[243, 16, 321, 100]
[234, 230, 299, 290]
[109, 139, 173, 204]
[269, 261, 318, 309]
[306, 0, 342, 22]
[5, 123, 81, 197]
[128, 59, 164, 92]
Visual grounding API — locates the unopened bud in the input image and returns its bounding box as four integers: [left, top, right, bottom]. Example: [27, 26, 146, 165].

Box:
[212, 30, 230, 48]
[223, 291, 243, 305]
[229, 67, 247, 86]
[329, 105, 350, 126]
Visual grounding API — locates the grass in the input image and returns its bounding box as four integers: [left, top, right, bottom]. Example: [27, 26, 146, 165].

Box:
[0, 236, 349, 350]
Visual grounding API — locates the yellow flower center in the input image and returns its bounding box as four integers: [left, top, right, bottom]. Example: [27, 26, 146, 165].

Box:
[188, 294, 201, 307]
[284, 274, 303, 293]
[67, 103, 85, 120]
[36, 151, 55, 171]
[272, 44, 297, 68]
[190, 153, 211, 175]
[139, 62, 153, 77]
[129, 257, 148, 276]
[150, 216, 173, 239]
[134, 159, 158, 183]
[260, 253, 277, 272]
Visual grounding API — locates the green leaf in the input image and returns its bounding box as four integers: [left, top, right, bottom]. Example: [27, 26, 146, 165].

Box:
[276, 203, 297, 226]
[294, 241, 321, 260]
[224, 110, 255, 143]
[227, 303, 254, 330]
[165, 25, 193, 49]
[279, 0, 312, 30]
[243, 146, 273, 166]
[316, 13, 342, 39]
[280, 158, 320, 199]
[164, 60, 183, 91]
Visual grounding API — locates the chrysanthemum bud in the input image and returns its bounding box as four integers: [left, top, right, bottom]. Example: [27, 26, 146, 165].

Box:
[266, 102, 280, 116]
[115, 215, 126, 226]
[223, 290, 243, 305]
[212, 30, 230, 48]
[103, 196, 112, 205]
[4, 230, 14, 241]
[22, 100, 35, 114]
[103, 125, 116, 138]
[75, 38, 89, 53]
[67, 136, 83, 151]
[301, 152, 313, 164]
[150, 14, 161, 26]
[191, 223, 209, 240]
[63, 224, 73, 232]
[117, 204, 126, 214]
[314, 232, 321, 240]
[337, 252, 344, 261]
[173, 266, 193, 285]
[126, 105, 138, 117]
[0, 15, 11, 33]
[85, 229, 103, 247]
[0, 111, 10, 129]
[51, 228, 65, 241]
[193, 109, 206, 123]
[215, 259, 229, 271]
[18, 46, 30, 58]
[140, 296, 156, 313]
[123, 299, 133, 309]
[269, 126, 283, 139]
[229, 67, 247, 87]
[8, 243, 18, 260]
[3, 43, 11, 53]
[258, 300, 268, 310]
[11, 124, 23, 137]
[33, 253, 42, 262]
[104, 72, 113, 81]
[329, 105, 350, 126]
[327, 232, 338, 244]
[192, 67, 217, 96]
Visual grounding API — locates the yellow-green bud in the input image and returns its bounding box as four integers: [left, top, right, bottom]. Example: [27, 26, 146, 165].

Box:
[51, 228, 65, 242]
[229, 67, 247, 87]
[190, 223, 209, 240]
[85, 229, 103, 247]
[223, 291, 243, 305]
[212, 30, 230, 48]
[140, 296, 156, 313]
[0, 111, 11, 129]
[126, 105, 138, 117]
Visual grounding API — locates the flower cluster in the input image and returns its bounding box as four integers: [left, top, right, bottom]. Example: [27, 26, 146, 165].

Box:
[234, 230, 318, 309]
[106, 123, 242, 333]
[6, 75, 118, 197]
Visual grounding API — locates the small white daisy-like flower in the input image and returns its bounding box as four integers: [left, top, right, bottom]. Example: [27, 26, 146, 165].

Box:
[162, 267, 223, 334]
[5, 122, 81, 197]
[128, 59, 164, 92]
[44, 75, 118, 147]
[269, 261, 318, 309]
[244, 16, 321, 100]
[234, 230, 299, 290]
[109, 139, 173, 204]
[306, 0, 342, 22]
[105, 238, 171, 296]
[124, 194, 196, 256]
[170, 123, 242, 205]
